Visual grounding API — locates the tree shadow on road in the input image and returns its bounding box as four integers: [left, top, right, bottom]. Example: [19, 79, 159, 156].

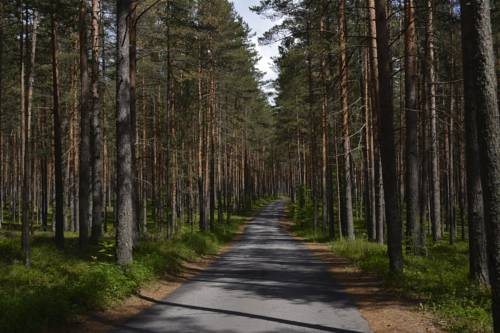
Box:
[130, 294, 366, 333]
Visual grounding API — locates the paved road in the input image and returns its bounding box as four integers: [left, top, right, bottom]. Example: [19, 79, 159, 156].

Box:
[114, 201, 371, 333]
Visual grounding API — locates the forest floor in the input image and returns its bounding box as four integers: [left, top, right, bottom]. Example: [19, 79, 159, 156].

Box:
[4, 199, 490, 332]
[69, 218, 249, 333]
[0, 199, 273, 333]
[281, 219, 443, 333]
[285, 205, 492, 332]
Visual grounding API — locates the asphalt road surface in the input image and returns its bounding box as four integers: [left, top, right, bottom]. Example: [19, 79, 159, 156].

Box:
[114, 201, 371, 333]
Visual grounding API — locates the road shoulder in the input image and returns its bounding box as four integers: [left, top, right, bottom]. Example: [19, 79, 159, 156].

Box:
[67, 222, 249, 333]
[280, 219, 444, 333]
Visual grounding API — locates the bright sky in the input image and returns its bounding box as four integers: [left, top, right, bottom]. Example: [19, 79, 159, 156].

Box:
[229, 0, 280, 99]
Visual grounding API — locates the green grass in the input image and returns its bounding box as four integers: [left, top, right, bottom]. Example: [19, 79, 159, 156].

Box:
[330, 240, 492, 332]
[0, 197, 274, 333]
[288, 200, 492, 333]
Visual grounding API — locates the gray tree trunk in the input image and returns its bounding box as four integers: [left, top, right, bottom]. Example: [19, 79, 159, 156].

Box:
[374, 0, 403, 273]
[426, 0, 442, 241]
[465, 91, 489, 285]
[0, 0, 4, 228]
[367, 0, 384, 244]
[197, 54, 207, 231]
[79, 0, 91, 248]
[22, 10, 38, 267]
[116, 0, 134, 265]
[461, 0, 500, 329]
[90, 0, 103, 243]
[129, 0, 139, 244]
[51, 14, 64, 249]
[339, 0, 354, 240]
[404, 0, 421, 254]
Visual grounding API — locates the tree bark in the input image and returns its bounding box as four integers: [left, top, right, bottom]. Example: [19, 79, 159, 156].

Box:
[209, 65, 216, 230]
[374, 0, 403, 273]
[129, 0, 139, 243]
[404, 0, 421, 253]
[116, 0, 134, 265]
[22, 9, 38, 267]
[0, 0, 4, 228]
[426, 0, 441, 241]
[51, 14, 64, 249]
[461, 0, 500, 328]
[197, 50, 206, 231]
[465, 83, 489, 284]
[367, 0, 384, 244]
[90, 0, 103, 243]
[79, 0, 91, 248]
[320, 3, 334, 239]
[362, 48, 376, 241]
[447, 52, 456, 244]
[339, 0, 354, 240]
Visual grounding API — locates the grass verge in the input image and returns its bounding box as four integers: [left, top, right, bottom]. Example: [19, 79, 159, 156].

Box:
[0, 198, 273, 333]
[288, 202, 492, 333]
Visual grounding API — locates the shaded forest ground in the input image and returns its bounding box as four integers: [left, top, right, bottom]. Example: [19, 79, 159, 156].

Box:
[0, 198, 275, 333]
[286, 202, 492, 333]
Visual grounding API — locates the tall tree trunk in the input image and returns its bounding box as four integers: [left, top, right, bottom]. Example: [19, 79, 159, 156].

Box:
[321, 63, 329, 236]
[404, 0, 421, 253]
[129, 0, 139, 243]
[51, 14, 64, 249]
[209, 70, 216, 230]
[305, 15, 318, 235]
[447, 61, 456, 245]
[141, 77, 147, 232]
[197, 51, 206, 231]
[362, 48, 376, 241]
[79, 0, 91, 248]
[217, 104, 224, 225]
[461, 0, 500, 328]
[457, 129, 466, 241]
[0, 0, 3, 228]
[465, 86, 489, 284]
[22, 9, 38, 267]
[419, 78, 429, 250]
[90, 0, 103, 243]
[426, 0, 441, 241]
[320, 4, 334, 239]
[152, 86, 159, 226]
[71, 64, 80, 233]
[339, 0, 354, 240]
[116, 0, 134, 265]
[367, 0, 384, 244]
[18, 3, 25, 230]
[374, 0, 403, 273]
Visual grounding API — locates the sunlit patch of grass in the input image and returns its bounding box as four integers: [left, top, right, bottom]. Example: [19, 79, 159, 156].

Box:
[287, 202, 492, 333]
[329, 239, 492, 332]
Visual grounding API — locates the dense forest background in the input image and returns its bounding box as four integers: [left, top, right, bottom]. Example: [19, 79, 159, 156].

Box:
[0, 0, 498, 332]
[0, 0, 276, 252]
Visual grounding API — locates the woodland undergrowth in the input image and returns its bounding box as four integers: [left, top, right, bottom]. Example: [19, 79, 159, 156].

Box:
[288, 199, 492, 333]
[0, 198, 273, 333]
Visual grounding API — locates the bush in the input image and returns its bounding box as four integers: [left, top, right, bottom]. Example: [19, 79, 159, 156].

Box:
[182, 232, 218, 256]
